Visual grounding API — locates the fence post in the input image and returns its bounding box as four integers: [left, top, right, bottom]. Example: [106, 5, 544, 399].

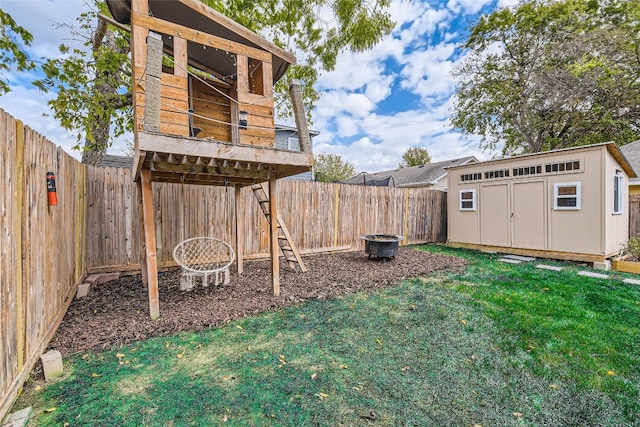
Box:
[333, 183, 340, 247]
[15, 119, 25, 369]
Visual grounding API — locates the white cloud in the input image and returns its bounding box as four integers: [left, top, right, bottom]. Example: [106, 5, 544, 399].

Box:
[446, 0, 494, 15]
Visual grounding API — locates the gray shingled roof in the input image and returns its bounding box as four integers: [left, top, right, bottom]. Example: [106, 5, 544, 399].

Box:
[342, 156, 477, 187]
[620, 140, 640, 182]
[101, 154, 133, 169]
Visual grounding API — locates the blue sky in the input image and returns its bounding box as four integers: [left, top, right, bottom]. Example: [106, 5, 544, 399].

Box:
[1, 0, 516, 173]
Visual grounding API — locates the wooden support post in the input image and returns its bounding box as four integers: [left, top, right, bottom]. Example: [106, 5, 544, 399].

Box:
[289, 79, 312, 153]
[137, 178, 148, 286]
[235, 185, 244, 274]
[140, 169, 159, 318]
[269, 175, 279, 295]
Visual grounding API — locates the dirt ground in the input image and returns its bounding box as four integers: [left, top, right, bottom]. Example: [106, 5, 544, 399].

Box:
[49, 246, 467, 355]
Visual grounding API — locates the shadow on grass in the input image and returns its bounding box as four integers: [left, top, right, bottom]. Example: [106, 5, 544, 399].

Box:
[16, 245, 640, 426]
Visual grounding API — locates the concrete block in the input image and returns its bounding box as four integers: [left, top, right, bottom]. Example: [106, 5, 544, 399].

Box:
[499, 258, 521, 264]
[76, 283, 91, 299]
[536, 264, 562, 271]
[623, 278, 640, 286]
[84, 274, 101, 286]
[503, 254, 536, 262]
[98, 272, 120, 284]
[40, 350, 63, 381]
[593, 261, 611, 271]
[1, 406, 32, 427]
[578, 271, 609, 280]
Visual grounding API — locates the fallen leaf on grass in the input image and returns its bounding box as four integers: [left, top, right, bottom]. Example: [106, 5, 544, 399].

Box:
[360, 410, 377, 421]
[376, 339, 383, 346]
[236, 325, 243, 330]
[317, 392, 329, 400]
[549, 384, 559, 389]
[513, 411, 523, 418]
[527, 344, 535, 352]
[177, 350, 185, 359]
[542, 287, 550, 292]
[607, 370, 616, 376]
[461, 319, 467, 325]
[91, 373, 101, 378]
[401, 366, 410, 371]
[116, 352, 125, 360]
[34, 385, 42, 391]
[352, 386, 363, 391]
[339, 364, 348, 369]
[44, 407, 57, 413]
[311, 373, 318, 380]
[279, 354, 286, 364]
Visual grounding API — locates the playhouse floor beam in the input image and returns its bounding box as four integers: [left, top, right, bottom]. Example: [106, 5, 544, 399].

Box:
[140, 168, 160, 319]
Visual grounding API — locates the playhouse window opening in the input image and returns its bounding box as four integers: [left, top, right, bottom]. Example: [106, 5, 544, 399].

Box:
[554, 182, 581, 210]
[459, 190, 476, 211]
[248, 58, 264, 95]
[613, 174, 624, 214]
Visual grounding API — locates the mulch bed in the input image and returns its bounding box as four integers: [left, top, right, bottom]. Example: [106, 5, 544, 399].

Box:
[49, 247, 466, 355]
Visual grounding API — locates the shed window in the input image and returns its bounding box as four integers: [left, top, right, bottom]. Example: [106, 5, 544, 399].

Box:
[554, 182, 581, 210]
[613, 174, 624, 215]
[459, 190, 476, 211]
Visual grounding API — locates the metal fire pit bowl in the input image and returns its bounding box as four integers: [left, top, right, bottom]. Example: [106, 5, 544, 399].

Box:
[359, 234, 404, 263]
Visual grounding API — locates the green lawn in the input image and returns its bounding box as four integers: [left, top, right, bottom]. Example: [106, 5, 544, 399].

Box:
[14, 245, 640, 426]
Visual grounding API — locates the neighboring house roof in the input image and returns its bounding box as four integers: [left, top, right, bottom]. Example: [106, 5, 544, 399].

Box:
[619, 140, 640, 183]
[342, 156, 478, 187]
[275, 124, 320, 137]
[101, 154, 133, 169]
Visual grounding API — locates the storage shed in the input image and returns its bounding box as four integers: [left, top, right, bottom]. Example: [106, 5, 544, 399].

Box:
[447, 143, 636, 263]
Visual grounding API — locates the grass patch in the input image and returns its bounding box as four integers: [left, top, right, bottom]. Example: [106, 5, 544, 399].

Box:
[15, 245, 640, 426]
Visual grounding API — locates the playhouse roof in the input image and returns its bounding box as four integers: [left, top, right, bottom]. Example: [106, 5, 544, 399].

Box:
[105, 0, 295, 83]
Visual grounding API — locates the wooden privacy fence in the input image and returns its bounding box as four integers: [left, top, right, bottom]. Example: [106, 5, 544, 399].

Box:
[0, 110, 87, 420]
[630, 194, 640, 238]
[84, 168, 448, 271]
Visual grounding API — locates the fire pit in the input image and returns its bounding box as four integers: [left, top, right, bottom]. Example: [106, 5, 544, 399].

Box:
[359, 234, 404, 263]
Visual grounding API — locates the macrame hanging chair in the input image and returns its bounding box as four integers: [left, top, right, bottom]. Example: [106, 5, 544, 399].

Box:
[172, 177, 235, 291]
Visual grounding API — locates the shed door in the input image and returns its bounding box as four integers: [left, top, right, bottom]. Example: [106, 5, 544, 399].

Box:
[480, 183, 510, 247]
[512, 180, 546, 250]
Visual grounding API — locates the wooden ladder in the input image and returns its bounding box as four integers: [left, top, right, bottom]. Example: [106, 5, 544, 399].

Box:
[251, 183, 308, 272]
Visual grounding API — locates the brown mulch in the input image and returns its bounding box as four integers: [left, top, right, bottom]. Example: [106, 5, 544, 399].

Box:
[49, 247, 466, 355]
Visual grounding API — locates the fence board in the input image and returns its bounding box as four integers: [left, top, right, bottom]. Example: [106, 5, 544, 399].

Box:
[630, 195, 640, 238]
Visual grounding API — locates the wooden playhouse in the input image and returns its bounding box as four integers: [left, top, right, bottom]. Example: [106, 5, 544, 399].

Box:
[105, 0, 313, 317]
[447, 143, 636, 263]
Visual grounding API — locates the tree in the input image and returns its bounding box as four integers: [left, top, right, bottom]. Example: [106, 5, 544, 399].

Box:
[33, 3, 131, 165]
[451, 0, 640, 156]
[0, 10, 35, 94]
[313, 153, 357, 182]
[399, 146, 431, 168]
[31, 0, 394, 165]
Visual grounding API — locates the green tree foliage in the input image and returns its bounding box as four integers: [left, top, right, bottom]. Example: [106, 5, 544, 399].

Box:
[313, 153, 357, 182]
[451, 0, 640, 156]
[399, 146, 431, 168]
[30, 0, 394, 164]
[33, 3, 131, 165]
[0, 10, 35, 94]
